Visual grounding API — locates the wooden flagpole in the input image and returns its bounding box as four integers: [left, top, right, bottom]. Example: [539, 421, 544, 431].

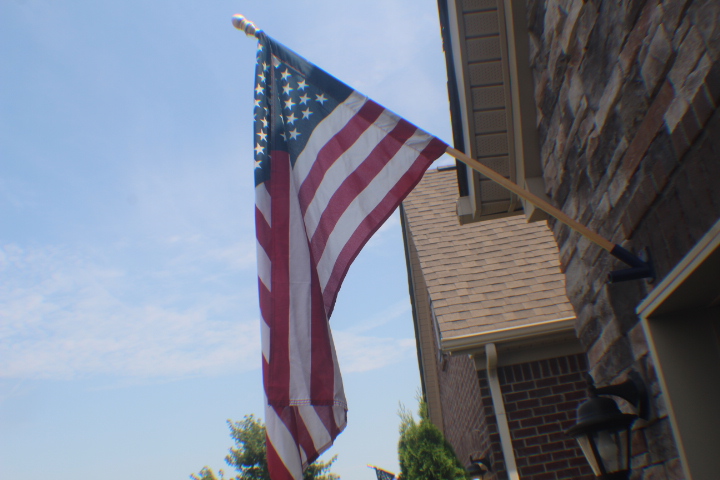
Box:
[445, 147, 614, 252]
[445, 147, 654, 282]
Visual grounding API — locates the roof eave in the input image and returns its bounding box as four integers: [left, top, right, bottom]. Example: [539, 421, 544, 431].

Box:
[441, 316, 577, 354]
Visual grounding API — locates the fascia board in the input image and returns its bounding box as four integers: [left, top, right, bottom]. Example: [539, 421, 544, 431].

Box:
[440, 316, 577, 354]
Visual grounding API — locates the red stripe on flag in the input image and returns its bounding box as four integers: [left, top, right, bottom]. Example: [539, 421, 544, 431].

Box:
[323, 137, 446, 314]
[309, 119, 418, 272]
[267, 150, 292, 406]
[294, 411, 321, 465]
[267, 431, 297, 480]
[314, 405, 342, 440]
[309, 263, 334, 404]
[272, 405, 300, 454]
[258, 281, 272, 336]
[255, 205, 271, 250]
[418, 137, 449, 166]
[297, 100, 385, 216]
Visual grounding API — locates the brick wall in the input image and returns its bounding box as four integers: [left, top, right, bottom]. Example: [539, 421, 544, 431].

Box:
[526, 0, 720, 478]
[477, 371, 508, 479]
[409, 232, 592, 478]
[437, 353, 490, 469]
[477, 354, 593, 480]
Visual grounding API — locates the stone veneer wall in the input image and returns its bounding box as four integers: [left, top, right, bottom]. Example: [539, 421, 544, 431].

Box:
[526, 0, 720, 478]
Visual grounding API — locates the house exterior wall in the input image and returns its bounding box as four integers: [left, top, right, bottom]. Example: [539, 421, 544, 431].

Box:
[477, 354, 593, 480]
[437, 353, 490, 469]
[402, 168, 595, 476]
[404, 213, 446, 430]
[408, 315, 594, 480]
[526, 0, 720, 478]
[404, 208, 490, 465]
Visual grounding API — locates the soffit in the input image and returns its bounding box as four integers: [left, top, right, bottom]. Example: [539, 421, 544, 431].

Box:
[446, 0, 520, 220]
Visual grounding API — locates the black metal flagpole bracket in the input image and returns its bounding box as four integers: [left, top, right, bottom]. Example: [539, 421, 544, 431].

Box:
[608, 245, 655, 283]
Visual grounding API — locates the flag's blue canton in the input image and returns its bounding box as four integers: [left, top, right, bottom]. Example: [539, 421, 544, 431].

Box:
[374, 468, 396, 480]
[254, 35, 349, 188]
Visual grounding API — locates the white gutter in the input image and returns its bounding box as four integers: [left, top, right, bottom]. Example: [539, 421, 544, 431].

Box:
[486, 343, 520, 480]
[442, 317, 576, 354]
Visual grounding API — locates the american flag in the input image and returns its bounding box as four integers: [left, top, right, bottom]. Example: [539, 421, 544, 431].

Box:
[369, 465, 397, 480]
[253, 32, 446, 480]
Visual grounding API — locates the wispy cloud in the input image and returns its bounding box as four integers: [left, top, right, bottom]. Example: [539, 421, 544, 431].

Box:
[334, 332, 416, 374]
[332, 299, 415, 373]
[0, 243, 260, 380]
[0, 240, 414, 381]
[156, 235, 258, 278]
[341, 299, 411, 336]
[365, 210, 402, 249]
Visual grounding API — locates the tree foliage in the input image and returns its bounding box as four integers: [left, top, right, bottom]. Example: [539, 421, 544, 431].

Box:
[397, 401, 467, 480]
[225, 415, 269, 480]
[191, 415, 339, 480]
[191, 467, 225, 480]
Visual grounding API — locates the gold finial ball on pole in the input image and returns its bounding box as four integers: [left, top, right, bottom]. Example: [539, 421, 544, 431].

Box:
[232, 14, 260, 38]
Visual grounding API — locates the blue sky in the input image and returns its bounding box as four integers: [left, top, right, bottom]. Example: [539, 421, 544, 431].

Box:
[0, 1, 454, 479]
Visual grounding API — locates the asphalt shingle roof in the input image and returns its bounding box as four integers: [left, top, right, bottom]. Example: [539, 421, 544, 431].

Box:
[403, 168, 575, 339]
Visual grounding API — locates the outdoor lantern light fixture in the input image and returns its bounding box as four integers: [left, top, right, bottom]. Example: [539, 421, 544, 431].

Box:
[566, 372, 649, 480]
[466, 456, 492, 480]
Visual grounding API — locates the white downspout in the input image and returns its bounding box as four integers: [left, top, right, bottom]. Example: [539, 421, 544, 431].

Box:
[486, 343, 520, 480]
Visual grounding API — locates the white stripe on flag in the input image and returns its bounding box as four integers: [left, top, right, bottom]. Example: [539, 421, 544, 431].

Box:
[329, 328, 347, 410]
[293, 92, 368, 184]
[315, 130, 433, 290]
[288, 171, 313, 402]
[256, 182, 272, 227]
[265, 404, 303, 478]
[298, 407, 333, 454]
[301, 109, 402, 240]
[261, 317, 270, 361]
[256, 241, 271, 292]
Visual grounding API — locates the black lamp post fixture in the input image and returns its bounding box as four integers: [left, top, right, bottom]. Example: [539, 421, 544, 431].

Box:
[466, 456, 492, 480]
[566, 372, 649, 480]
